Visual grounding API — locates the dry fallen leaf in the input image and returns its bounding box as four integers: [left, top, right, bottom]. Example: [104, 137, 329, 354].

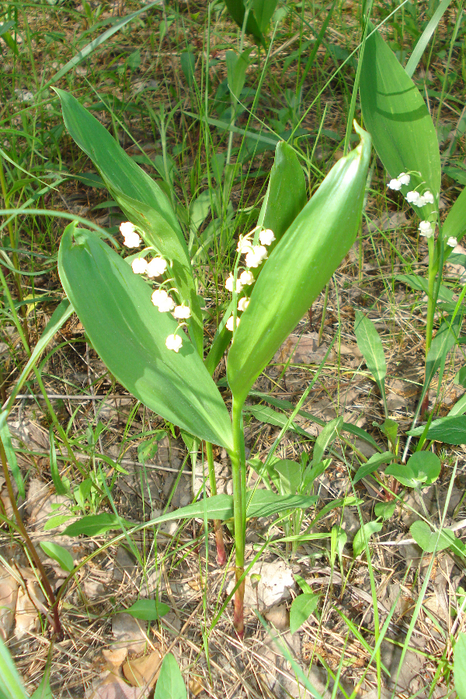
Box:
[101, 647, 128, 672]
[0, 573, 18, 640]
[112, 613, 147, 654]
[122, 650, 162, 688]
[87, 675, 144, 699]
[189, 677, 204, 696]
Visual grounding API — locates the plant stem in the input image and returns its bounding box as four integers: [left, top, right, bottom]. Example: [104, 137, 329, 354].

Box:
[0, 437, 62, 637]
[229, 397, 246, 638]
[425, 243, 438, 357]
[206, 441, 226, 566]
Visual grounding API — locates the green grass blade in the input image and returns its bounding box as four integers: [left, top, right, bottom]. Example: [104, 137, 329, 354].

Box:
[405, 0, 453, 78]
[58, 224, 233, 450]
[228, 123, 371, 405]
[0, 638, 28, 699]
[39, 3, 163, 95]
[360, 27, 441, 206]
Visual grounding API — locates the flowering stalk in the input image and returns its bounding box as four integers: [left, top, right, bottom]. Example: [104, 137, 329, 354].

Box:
[229, 396, 246, 638]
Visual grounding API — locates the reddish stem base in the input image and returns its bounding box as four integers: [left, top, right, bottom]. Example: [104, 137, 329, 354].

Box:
[214, 520, 227, 566]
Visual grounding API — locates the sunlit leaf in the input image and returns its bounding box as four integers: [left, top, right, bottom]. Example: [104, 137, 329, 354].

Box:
[360, 27, 440, 211]
[58, 224, 233, 450]
[228, 124, 371, 405]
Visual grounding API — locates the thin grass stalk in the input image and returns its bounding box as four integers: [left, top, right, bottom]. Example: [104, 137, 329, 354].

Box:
[0, 160, 30, 348]
[229, 396, 246, 638]
[206, 440, 226, 566]
[0, 438, 62, 637]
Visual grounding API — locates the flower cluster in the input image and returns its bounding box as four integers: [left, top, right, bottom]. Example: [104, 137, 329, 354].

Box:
[224, 227, 275, 332]
[387, 173, 435, 207]
[406, 190, 434, 207]
[121, 221, 191, 352]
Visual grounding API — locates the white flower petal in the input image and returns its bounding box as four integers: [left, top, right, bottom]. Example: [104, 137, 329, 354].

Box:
[418, 220, 434, 238]
[146, 257, 167, 278]
[259, 228, 276, 246]
[447, 237, 458, 248]
[237, 297, 249, 312]
[151, 289, 175, 312]
[388, 178, 402, 191]
[239, 270, 254, 286]
[165, 334, 182, 352]
[173, 304, 191, 319]
[131, 258, 148, 274]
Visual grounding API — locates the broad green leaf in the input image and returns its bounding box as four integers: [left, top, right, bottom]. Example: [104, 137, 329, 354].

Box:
[249, 390, 381, 450]
[354, 311, 387, 406]
[410, 521, 462, 554]
[123, 600, 170, 621]
[30, 675, 53, 699]
[0, 420, 24, 498]
[55, 89, 203, 353]
[226, 48, 253, 102]
[395, 273, 454, 303]
[154, 653, 186, 699]
[425, 314, 461, 391]
[39, 542, 74, 572]
[386, 452, 440, 488]
[360, 27, 440, 209]
[58, 224, 233, 450]
[63, 491, 318, 539]
[0, 637, 28, 699]
[253, 0, 279, 33]
[247, 491, 317, 518]
[3, 299, 73, 412]
[243, 404, 311, 438]
[260, 141, 307, 245]
[352, 451, 394, 485]
[224, 0, 265, 44]
[353, 520, 383, 558]
[443, 185, 466, 251]
[228, 123, 371, 405]
[312, 416, 342, 465]
[63, 513, 133, 537]
[408, 415, 466, 444]
[290, 593, 320, 635]
[273, 459, 301, 496]
[455, 633, 466, 699]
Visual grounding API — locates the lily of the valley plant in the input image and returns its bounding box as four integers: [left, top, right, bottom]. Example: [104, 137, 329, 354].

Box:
[55, 88, 370, 637]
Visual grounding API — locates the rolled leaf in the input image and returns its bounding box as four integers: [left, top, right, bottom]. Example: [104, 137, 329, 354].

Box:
[54, 88, 203, 353]
[360, 28, 440, 208]
[204, 140, 306, 375]
[58, 223, 233, 450]
[259, 141, 307, 246]
[227, 123, 371, 405]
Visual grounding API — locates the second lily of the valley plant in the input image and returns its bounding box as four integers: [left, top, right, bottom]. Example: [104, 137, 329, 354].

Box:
[55, 88, 371, 637]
